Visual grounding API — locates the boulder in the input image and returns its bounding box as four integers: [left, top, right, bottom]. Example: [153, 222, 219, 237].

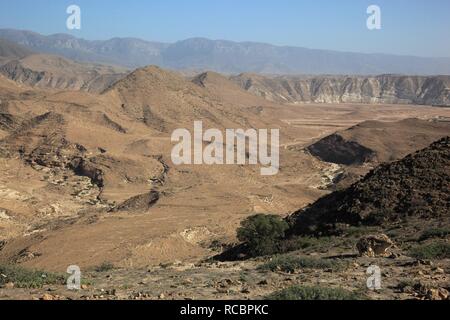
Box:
[356, 234, 394, 257]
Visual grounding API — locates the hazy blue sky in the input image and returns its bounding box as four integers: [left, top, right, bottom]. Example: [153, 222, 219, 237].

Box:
[1, 0, 449, 57]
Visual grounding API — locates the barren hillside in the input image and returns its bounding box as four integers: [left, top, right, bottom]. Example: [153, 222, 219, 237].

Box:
[231, 74, 450, 106]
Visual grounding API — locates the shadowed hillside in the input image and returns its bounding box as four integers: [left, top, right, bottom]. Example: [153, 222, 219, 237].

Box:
[291, 137, 450, 235]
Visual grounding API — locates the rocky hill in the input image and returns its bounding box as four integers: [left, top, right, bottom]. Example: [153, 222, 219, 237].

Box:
[291, 137, 450, 235]
[0, 30, 166, 68]
[231, 74, 450, 106]
[0, 38, 32, 63]
[0, 52, 127, 93]
[306, 118, 450, 165]
[102, 65, 284, 133]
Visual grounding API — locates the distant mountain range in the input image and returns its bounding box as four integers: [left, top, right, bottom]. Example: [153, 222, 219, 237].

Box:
[0, 35, 448, 106]
[1, 29, 450, 75]
[0, 37, 126, 93]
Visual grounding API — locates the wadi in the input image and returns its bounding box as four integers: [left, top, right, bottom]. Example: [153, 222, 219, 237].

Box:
[171, 121, 280, 175]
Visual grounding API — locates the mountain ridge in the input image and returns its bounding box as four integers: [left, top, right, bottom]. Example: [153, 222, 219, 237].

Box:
[1, 29, 450, 75]
[231, 74, 450, 106]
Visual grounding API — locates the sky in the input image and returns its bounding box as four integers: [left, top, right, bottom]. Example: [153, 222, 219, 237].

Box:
[0, 0, 449, 57]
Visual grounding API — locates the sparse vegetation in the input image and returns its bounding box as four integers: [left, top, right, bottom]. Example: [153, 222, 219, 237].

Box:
[343, 225, 382, 238]
[258, 255, 346, 273]
[397, 279, 424, 291]
[237, 214, 289, 256]
[409, 242, 450, 260]
[266, 285, 363, 300]
[279, 235, 336, 253]
[94, 262, 115, 272]
[419, 228, 450, 242]
[0, 264, 65, 288]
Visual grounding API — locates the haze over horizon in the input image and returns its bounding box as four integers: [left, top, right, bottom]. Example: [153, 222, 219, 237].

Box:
[1, 0, 450, 58]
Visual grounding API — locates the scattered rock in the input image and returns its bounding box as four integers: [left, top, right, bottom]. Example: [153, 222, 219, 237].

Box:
[426, 288, 449, 300]
[105, 289, 116, 296]
[433, 267, 445, 274]
[257, 280, 269, 286]
[356, 234, 394, 257]
[40, 293, 61, 301]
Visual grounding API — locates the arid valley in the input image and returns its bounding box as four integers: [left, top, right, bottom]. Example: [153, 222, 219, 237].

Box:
[0, 28, 449, 301]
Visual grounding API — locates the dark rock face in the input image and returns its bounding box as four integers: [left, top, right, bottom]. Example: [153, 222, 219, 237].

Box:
[69, 157, 104, 189]
[291, 137, 450, 235]
[0, 112, 19, 131]
[114, 191, 160, 212]
[0, 61, 45, 84]
[307, 134, 376, 165]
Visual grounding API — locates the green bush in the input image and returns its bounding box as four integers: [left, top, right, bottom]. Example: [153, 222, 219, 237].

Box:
[0, 264, 65, 288]
[237, 214, 289, 256]
[409, 242, 450, 260]
[266, 285, 363, 300]
[258, 256, 345, 273]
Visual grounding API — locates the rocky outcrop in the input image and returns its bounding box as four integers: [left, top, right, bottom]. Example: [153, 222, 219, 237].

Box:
[113, 191, 160, 212]
[356, 234, 394, 257]
[232, 74, 450, 106]
[306, 119, 450, 169]
[0, 54, 126, 93]
[69, 157, 105, 189]
[0, 113, 20, 131]
[291, 137, 450, 235]
[307, 134, 376, 165]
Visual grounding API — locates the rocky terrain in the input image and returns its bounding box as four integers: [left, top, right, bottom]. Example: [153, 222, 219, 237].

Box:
[0, 54, 126, 93]
[306, 118, 450, 166]
[0, 40, 127, 93]
[291, 137, 450, 235]
[231, 74, 450, 106]
[302, 118, 450, 188]
[0, 39, 449, 300]
[1, 38, 449, 106]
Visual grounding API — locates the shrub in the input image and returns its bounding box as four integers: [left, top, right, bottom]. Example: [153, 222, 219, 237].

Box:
[0, 264, 65, 288]
[258, 256, 345, 273]
[94, 262, 115, 272]
[266, 285, 363, 300]
[279, 236, 335, 253]
[409, 242, 450, 260]
[419, 228, 450, 242]
[237, 214, 289, 256]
